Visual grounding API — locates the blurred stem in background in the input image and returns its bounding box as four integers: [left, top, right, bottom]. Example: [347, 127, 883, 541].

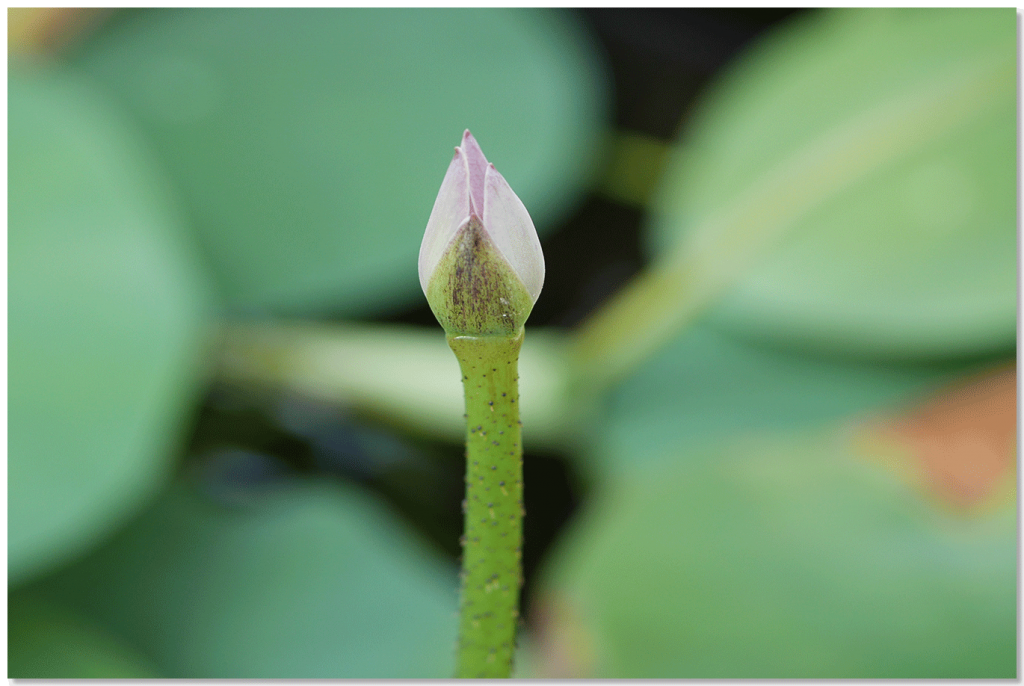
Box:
[215, 314, 574, 449]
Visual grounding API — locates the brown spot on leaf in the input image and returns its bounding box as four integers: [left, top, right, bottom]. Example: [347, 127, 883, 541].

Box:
[862, 364, 1015, 511]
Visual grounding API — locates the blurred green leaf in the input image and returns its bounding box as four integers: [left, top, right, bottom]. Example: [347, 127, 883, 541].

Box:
[592, 323, 980, 478]
[539, 429, 1016, 677]
[8, 592, 160, 678]
[8, 62, 214, 584]
[651, 8, 1015, 358]
[71, 8, 610, 316]
[34, 478, 460, 678]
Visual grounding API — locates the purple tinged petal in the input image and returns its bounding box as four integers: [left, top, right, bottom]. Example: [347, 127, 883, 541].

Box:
[482, 163, 545, 303]
[418, 147, 471, 295]
[461, 129, 488, 218]
[420, 130, 545, 315]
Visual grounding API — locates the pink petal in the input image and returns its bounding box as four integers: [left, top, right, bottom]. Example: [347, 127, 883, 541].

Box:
[482, 163, 545, 303]
[460, 129, 488, 218]
[418, 147, 471, 295]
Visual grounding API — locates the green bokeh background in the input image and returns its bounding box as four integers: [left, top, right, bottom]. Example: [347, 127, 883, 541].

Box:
[8, 7, 1016, 679]
[650, 9, 1015, 358]
[70, 8, 607, 316]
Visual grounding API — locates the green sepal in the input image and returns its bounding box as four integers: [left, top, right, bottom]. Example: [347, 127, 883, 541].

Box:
[426, 218, 536, 337]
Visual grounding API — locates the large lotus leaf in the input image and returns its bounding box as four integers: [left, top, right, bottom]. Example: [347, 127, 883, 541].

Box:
[33, 477, 461, 678]
[649, 8, 1015, 358]
[8, 62, 214, 585]
[536, 429, 1016, 677]
[593, 323, 973, 477]
[70, 8, 609, 315]
[8, 592, 160, 678]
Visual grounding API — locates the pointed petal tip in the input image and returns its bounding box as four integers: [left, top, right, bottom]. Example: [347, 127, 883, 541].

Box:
[460, 131, 487, 162]
[460, 130, 488, 216]
[461, 130, 482, 152]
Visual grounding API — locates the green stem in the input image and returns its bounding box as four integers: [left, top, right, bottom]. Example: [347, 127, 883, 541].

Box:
[449, 330, 524, 678]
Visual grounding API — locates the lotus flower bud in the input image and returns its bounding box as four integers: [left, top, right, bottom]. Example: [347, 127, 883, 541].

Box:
[419, 130, 545, 337]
